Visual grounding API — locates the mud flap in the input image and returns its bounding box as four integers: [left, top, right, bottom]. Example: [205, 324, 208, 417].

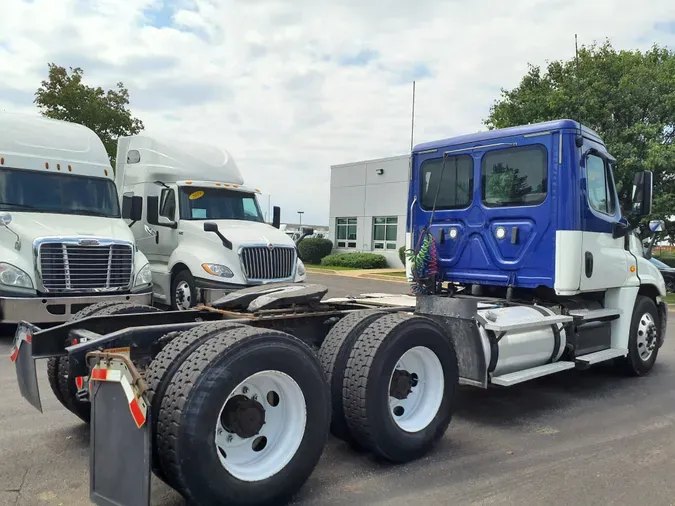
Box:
[90, 379, 151, 506]
[12, 322, 42, 412]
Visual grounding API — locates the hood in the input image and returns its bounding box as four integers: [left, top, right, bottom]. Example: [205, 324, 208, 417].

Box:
[0, 212, 136, 244]
[180, 219, 296, 247]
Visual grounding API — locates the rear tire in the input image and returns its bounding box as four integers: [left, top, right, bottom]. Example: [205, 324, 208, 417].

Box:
[317, 309, 386, 444]
[144, 321, 244, 481]
[342, 313, 458, 463]
[49, 302, 161, 423]
[615, 295, 660, 376]
[156, 326, 330, 505]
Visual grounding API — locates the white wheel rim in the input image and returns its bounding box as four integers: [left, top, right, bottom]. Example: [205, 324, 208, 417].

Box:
[388, 346, 444, 433]
[175, 281, 192, 310]
[214, 370, 307, 482]
[636, 312, 657, 361]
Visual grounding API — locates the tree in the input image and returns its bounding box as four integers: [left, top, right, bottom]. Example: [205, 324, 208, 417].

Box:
[34, 63, 144, 165]
[484, 40, 675, 240]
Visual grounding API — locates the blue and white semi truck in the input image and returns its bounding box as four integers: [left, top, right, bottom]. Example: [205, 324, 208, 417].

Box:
[10, 119, 667, 506]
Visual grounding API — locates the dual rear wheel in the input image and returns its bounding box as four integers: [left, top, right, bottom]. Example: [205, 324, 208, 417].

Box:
[318, 310, 459, 462]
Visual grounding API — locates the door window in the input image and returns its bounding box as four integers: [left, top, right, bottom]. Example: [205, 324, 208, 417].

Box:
[586, 154, 616, 215]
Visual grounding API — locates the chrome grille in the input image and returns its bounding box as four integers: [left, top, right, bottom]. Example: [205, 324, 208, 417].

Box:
[39, 241, 133, 292]
[240, 246, 296, 280]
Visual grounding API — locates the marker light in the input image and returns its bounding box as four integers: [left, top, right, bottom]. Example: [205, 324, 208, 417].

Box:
[495, 227, 507, 240]
[449, 228, 458, 239]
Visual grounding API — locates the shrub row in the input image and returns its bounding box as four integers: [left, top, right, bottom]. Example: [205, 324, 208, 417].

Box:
[297, 238, 333, 264]
[321, 253, 387, 269]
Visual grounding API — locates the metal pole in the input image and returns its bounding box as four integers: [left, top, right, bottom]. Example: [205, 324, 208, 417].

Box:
[410, 80, 416, 152]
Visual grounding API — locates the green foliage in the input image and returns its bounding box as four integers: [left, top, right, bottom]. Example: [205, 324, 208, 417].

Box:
[298, 237, 333, 264]
[34, 64, 144, 165]
[321, 253, 387, 269]
[398, 245, 406, 265]
[484, 40, 675, 239]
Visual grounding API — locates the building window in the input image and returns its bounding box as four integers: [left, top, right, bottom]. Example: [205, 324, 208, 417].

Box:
[373, 217, 398, 250]
[336, 217, 357, 248]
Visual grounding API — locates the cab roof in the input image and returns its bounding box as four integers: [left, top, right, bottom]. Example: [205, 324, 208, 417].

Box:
[117, 134, 244, 188]
[412, 119, 604, 153]
[0, 111, 112, 178]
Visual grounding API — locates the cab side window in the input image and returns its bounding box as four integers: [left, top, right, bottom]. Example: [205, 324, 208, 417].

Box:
[586, 154, 616, 215]
[159, 188, 176, 220]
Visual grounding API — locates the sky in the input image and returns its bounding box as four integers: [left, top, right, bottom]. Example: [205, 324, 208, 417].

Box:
[1, 0, 675, 226]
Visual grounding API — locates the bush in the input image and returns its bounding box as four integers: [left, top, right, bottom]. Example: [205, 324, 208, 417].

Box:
[655, 255, 675, 268]
[398, 246, 406, 265]
[298, 237, 333, 264]
[321, 253, 387, 269]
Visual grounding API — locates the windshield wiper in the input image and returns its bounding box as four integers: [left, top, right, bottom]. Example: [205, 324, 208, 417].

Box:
[0, 202, 43, 211]
[71, 210, 116, 218]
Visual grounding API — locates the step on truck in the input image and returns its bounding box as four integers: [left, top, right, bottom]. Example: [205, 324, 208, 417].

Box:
[114, 134, 308, 311]
[0, 112, 153, 326]
[11, 119, 668, 506]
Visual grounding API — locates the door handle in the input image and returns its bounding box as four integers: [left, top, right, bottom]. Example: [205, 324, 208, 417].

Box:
[585, 251, 593, 278]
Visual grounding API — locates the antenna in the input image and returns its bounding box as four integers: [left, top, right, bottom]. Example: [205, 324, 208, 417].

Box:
[574, 34, 583, 147]
[410, 80, 416, 152]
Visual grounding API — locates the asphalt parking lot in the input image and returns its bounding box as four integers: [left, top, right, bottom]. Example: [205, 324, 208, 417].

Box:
[1, 273, 675, 505]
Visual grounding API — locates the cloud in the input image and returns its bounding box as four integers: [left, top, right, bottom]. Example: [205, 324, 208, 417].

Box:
[1, 0, 675, 225]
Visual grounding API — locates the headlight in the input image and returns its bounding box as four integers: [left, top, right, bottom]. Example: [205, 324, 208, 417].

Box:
[0, 263, 33, 289]
[134, 263, 153, 286]
[202, 263, 234, 278]
[297, 259, 306, 276]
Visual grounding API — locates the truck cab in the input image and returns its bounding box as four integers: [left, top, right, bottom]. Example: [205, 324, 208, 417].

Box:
[408, 119, 665, 300]
[115, 135, 306, 310]
[0, 112, 153, 324]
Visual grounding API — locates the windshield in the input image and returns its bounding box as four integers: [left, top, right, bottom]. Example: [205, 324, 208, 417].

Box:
[0, 167, 120, 217]
[650, 258, 670, 269]
[178, 187, 264, 222]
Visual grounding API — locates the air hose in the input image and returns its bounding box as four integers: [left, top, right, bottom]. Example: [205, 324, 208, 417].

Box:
[406, 227, 438, 295]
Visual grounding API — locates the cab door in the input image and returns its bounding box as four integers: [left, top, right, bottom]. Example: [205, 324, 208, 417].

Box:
[578, 147, 631, 291]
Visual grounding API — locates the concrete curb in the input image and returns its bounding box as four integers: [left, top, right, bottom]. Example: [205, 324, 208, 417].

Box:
[306, 268, 410, 284]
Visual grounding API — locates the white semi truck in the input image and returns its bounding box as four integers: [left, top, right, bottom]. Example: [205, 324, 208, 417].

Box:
[0, 112, 153, 325]
[114, 135, 307, 310]
[10, 119, 669, 506]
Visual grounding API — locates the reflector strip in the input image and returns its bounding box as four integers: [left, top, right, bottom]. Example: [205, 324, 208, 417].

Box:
[9, 347, 18, 362]
[90, 359, 147, 428]
[75, 376, 85, 389]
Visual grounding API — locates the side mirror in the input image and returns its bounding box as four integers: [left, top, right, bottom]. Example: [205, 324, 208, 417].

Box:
[294, 226, 314, 247]
[0, 212, 11, 227]
[272, 206, 281, 229]
[649, 220, 665, 233]
[203, 221, 232, 250]
[644, 219, 666, 260]
[631, 170, 653, 217]
[147, 196, 160, 226]
[147, 196, 176, 229]
[122, 195, 143, 222]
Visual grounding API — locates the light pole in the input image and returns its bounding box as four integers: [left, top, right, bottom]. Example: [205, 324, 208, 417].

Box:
[297, 211, 304, 228]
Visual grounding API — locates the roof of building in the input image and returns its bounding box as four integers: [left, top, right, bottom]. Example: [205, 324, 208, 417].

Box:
[413, 119, 604, 153]
[0, 111, 112, 179]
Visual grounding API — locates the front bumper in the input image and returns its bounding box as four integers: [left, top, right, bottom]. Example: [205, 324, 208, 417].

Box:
[0, 288, 153, 324]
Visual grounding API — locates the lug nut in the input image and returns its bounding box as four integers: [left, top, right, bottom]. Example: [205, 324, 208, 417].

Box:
[242, 387, 249, 394]
[227, 435, 233, 443]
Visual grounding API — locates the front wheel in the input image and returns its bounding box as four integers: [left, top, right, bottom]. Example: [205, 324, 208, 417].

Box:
[615, 295, 661, 376]
[171, 270, 197, 311]
[342, 313, 458, 463]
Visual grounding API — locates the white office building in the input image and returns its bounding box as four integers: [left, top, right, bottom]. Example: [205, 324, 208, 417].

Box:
[328, 154, 410, 267]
